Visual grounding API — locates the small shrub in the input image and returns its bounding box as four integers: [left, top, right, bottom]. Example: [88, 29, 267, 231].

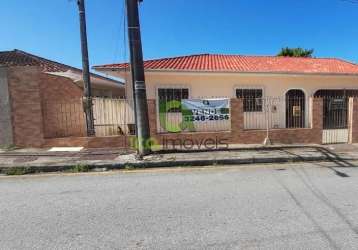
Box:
[124, 164, 135, 170]
[71, 164, 90, 173]
[5, 167, 30, 176]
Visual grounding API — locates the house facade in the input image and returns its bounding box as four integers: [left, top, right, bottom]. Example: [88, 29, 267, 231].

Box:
[0, 50, 125, 147]
[94, 54, 358, 146]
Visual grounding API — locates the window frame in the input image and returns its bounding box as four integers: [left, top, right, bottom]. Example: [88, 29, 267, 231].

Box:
[235, 87, 264, 112]
[156, 85, 190, 113]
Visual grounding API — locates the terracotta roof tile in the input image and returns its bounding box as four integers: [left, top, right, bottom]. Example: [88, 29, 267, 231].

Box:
[93, 53, 358, 75]
[0, 49, 75, 72]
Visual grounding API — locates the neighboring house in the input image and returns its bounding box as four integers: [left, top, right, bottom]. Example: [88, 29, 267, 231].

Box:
[0, 49, 125, 147]
[0, 50, 125, 98]
[94, 54, 358, 145]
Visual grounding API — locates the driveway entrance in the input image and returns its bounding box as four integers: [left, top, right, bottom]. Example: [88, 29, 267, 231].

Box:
[315, 89, 358, 144]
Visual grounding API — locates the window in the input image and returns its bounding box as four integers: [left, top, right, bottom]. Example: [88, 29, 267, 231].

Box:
[158, 88, 189, 113]
[236, 89, 263, 112]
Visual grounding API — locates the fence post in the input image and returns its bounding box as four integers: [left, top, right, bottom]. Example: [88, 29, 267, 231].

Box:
[230, 98, 243, 143]
[348, 97, 358, 143]
[263, 98, 272, 145]
[311, 97, 323, 144]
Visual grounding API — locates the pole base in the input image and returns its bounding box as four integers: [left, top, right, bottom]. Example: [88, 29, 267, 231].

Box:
[263, 137, 272, 146]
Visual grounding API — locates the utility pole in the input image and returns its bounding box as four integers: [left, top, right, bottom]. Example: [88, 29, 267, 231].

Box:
[126, 0, 151, 156]
[77, 0, 95, 136]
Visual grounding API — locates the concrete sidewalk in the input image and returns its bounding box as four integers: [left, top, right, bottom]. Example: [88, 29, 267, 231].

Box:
[1, 144, 358, 174]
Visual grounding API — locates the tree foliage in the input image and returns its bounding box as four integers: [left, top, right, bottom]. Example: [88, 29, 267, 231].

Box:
[278, 47, 314, 58]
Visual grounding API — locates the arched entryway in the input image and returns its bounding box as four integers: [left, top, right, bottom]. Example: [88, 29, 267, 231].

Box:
[286, 89, 305, 128]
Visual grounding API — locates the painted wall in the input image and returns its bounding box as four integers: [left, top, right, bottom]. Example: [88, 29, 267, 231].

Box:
[104, 70, 358, 132]
[144, 72, 358, 98]
[105, 71, 358, 99]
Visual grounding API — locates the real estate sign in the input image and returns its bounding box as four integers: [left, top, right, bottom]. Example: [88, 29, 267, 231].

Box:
[159, 98, 231, 133]
[181, 99, 230, 123]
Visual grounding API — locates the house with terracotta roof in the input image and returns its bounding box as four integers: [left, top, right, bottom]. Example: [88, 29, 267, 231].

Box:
[94, 54, 358, 146]
[94, 53, 358, 98]
[0, 50, 125, 97]
[0, 50, 125, 147]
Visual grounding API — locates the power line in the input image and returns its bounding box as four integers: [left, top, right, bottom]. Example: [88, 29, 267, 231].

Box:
[111, 0, 127, 64]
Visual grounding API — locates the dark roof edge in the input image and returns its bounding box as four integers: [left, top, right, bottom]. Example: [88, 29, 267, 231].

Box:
[4, 49, 124, 85]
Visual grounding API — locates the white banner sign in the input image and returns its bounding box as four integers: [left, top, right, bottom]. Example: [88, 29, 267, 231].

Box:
[181, 98, 230, 122]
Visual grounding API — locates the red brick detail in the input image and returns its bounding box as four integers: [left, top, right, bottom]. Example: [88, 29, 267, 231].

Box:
[7, 67, 45, 147]
[147, 99, 157, 135]
[350, 98, 358, 143]
[231, 98, 244, 131]
[39, 73, 85, 138]
[146, 98, 324, 146]
[312, 98, 323, 130]
[7, 66, 88, 147]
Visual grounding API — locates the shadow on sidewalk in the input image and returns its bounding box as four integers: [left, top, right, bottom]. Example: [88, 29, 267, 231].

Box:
[279, 146, 356, 177]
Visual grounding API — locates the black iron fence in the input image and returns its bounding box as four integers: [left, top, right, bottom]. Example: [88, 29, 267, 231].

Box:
[243, 96, 309, 130]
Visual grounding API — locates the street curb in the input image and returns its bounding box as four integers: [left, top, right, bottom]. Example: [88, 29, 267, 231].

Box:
[1, 154, 357, 175]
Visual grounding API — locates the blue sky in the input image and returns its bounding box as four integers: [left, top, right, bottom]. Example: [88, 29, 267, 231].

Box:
[1, 0, 358, 69]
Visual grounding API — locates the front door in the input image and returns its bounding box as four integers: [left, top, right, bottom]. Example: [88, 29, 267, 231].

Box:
[322, 97, 349, 144]
[286, 89, 305, 128]
[315, 90, 350, 144]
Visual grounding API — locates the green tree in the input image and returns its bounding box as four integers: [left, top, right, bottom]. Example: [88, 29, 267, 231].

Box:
[278, 47, 314, 58]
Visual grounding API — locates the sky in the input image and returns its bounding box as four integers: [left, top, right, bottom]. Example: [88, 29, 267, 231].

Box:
[1, 0, 358, 70]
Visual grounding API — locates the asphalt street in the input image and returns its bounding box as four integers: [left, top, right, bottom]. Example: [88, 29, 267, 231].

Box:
[1, 162, 358, 249]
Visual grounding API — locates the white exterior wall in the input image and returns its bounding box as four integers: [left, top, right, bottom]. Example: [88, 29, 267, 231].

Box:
[105, 70, 358, 98]
[102, 70, 358, 131]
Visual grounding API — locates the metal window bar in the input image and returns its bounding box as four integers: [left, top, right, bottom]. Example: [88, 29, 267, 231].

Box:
[157, 88, 231, 133]
[243, 96, 309, 130]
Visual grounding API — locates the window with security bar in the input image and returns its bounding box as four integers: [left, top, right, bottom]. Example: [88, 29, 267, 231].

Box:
[158, 88, 189, 113]
[236, 89, 263, 112]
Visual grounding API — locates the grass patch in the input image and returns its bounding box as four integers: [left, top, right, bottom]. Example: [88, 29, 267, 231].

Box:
[70, 164, 90, 173]
[4, 167, 32, 175]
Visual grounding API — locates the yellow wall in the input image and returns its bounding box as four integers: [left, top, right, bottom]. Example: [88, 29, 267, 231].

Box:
[105, 71, 358, 99]
[144, 72, 358, 99]
[101, 70, 358, 134]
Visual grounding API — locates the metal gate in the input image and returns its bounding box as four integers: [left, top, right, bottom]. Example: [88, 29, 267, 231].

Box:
[286, 90, 305, 128]
[322, 97, 349, 144]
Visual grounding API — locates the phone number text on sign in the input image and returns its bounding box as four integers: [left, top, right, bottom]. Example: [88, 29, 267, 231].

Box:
[184, 109, 230, 122]
[184, 113, 230, 122]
